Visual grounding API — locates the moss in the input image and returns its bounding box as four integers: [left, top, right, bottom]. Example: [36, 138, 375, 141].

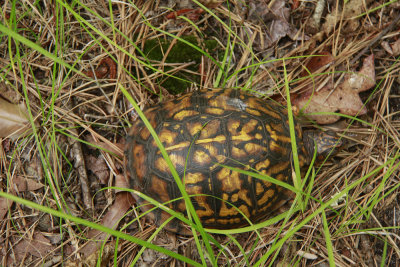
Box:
[142, 35, 219, 94]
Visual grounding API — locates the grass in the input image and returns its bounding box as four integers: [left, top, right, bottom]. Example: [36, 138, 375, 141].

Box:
[1, 0, 400, 266]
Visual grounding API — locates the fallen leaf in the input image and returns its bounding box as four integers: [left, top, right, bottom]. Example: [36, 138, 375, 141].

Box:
[343, 0, 364, 18]
[0, 195, 13, 220]
[381, 41, 393, 55]
[166, 8, 204, 21]
[294, 55, 375, 124]
[300, 52, 335, 77]
[11, 176, 43, 193]
[323, 0, 365, 34]
[80, 174, 134, 256]
[391, 39, 400, 56]
[268, 19, 291, 45]
[343, 0, 364, 32]
[0, 98, 32, 139]
[83, 57, 117, 79]
[322, 13, 337, 35]
[247, 0, 307, 48]
[0, 81, 20, 103]
[86, 155, 109, 184]
[12, 231, 54, 261]
[342, 54, 375, 93]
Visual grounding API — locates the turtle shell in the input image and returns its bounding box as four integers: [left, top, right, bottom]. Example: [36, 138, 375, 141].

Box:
[125, 88, 309, 232]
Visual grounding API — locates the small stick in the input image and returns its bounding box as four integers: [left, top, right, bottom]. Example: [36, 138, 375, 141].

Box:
[66, 100, 92, 211]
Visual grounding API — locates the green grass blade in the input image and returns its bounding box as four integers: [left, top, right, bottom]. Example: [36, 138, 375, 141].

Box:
[322, 209, 335, 266]
[0, 191, 202, 266]
[254, 154, 400, 266]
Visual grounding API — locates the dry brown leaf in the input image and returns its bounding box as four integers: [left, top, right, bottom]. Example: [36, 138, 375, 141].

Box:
[322, 13, 337, 34]
[0, 195, 13, 220]
[342, 55, 375, 92]
[294, 55, 375, 124]
[80, 192, 133, 256]
[0, 82, 20, 103]
[323, 0, 365, 34]
[0, 98, 32, 139]
[391, 38, 400, 56]
[343, 0, 364, 31]
[12, 232, 54, 261]
[11, 176, 43, 192]
[300, 52, 335, 77]
[247, 0, 306, 48]
[86, 155, 109, 184]
[80, 175, 134, 256]
[381, 41, 394, 55]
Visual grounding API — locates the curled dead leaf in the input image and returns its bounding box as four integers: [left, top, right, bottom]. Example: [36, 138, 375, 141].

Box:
[247, 0, 307, 48]
[83, 57, 117, 79]
[0, 98, 32, 139]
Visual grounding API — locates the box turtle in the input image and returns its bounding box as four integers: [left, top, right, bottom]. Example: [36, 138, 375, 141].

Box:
[125, 88, 340, 232]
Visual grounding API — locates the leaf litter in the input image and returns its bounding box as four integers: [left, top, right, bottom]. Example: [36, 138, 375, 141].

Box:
[293, 54, 376, 124]
[247, 0, 308, 49]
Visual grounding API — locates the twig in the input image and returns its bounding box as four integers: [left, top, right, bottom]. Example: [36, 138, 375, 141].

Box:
[66, 100, 92, 211]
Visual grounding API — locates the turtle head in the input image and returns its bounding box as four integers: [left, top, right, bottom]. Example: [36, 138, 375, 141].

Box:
[303, 130, 343, 161]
